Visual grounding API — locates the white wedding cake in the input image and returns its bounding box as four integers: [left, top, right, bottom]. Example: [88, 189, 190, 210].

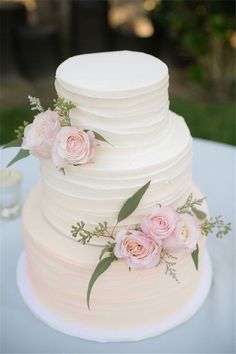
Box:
[17, 51, 213, 342]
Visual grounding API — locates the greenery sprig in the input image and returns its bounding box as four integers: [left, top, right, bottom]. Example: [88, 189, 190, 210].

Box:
[191, 244, 199, 270]
[28, 95, 44, 112]
[71, 181, 151, 309]
[176, 194, 231, 269]
[3, 95, 110, 168]
[86, 240, 117, 309]
[200, 215, 231, 238]
[99, 241, 116, 260]
[160, 251, 179, 284]
[72, 187, 231, 309]
[7, 149, 30, 168]
[52, 97, 110, 144]
[176, 193, 206, 220]
[4, 120, 30, 167]
[71, 221, 114, 244]
[87, 255, 117, 310]
[15, 121, 29, 140]
[53, 97, 76, 127]
[3, 95, 45, 167]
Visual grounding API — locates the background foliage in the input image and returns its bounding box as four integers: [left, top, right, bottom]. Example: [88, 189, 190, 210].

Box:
[0, 0, 235, 146]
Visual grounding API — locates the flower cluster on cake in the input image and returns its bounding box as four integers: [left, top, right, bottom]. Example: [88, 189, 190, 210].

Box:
[5, 96, 107, 173]
[3, 51, 231, 341]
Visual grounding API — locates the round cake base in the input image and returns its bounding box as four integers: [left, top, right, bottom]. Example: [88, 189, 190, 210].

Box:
[17, 251, 212, 343]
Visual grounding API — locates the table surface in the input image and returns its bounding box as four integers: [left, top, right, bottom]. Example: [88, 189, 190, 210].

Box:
[0, 138, 235, 354]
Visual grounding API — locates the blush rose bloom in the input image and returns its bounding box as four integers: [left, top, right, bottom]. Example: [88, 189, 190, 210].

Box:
[114, 228, 162, 269]
[162, 214, 199, 254]
[52, 126, 98, 168]
[22, 110, 61, 159]
[141, 206, 179, 241]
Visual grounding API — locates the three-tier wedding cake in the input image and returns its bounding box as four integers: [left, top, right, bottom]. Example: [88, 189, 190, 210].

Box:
[17, 51, 213, 342]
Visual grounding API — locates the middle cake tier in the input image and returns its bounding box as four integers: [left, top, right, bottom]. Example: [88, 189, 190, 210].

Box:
[40, 111, 192, 244]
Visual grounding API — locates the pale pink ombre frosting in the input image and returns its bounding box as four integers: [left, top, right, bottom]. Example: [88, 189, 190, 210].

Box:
[52, 126, 98, 168]
[22, 110, 61, 159]
[114, 229, 162, 269]
[21, 183, 210, 334]
[163, 214, 199, 254]
[141, 206, 179, 241]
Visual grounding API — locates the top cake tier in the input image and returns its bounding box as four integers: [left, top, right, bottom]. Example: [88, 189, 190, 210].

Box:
[56, 50, 168, 98]
[55, 51, 169, 149]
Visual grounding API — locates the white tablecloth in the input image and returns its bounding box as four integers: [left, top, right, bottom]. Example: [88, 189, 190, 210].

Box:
[0, 138, 235, 354]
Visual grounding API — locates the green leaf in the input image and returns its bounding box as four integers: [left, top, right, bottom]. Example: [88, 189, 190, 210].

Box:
[117, 180, 151, 223]
[192, 207, 207, 220]
[2, 138, 22, 149]
[7, 149, 30, 167]
[59, 168, 66, 175]
[93, 131, 111, 144]
[191, 244, 199, 271]
[87, 256, 115, 309]
[84, 129, 111, 145]
[99, 247, 108, 260]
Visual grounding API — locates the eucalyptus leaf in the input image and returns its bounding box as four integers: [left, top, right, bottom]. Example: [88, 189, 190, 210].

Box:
[7, 149, 30, 167]
[59, 168, 66, 175]
[87, 256, 115, 309]
[2, 138, 22, 149]
[117, 180, 151, 223]
[84, 129, 111, 145]
[99, 247, 108, 260]
[93, 131, 111, 144]
[192, 207, 207, 220]
[191, 244, 199, 271]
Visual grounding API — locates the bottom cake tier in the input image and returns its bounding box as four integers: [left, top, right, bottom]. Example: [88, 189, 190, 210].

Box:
[18, 184, 212, 342]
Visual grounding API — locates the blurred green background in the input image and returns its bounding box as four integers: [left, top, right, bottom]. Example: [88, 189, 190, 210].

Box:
[0, 0, 235, 146]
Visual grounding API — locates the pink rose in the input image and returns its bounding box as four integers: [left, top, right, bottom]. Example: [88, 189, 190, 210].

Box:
[162, 214, 199, 254]
[141, 206, 179, 241]
[52, 126, 98, 168]
[114, 228, 162, 269]
[22, 110, 61, 159]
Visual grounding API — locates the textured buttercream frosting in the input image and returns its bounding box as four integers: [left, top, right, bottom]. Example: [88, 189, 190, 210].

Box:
[39, 51, 192, 243]
[19, 51, 211, 339]
[23, 184, 209, 332]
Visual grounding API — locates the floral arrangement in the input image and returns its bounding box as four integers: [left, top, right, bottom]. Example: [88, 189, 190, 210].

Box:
[71, 181, 231, 309]
[2, 96, 231, 311]
[3, 96, 108, 172]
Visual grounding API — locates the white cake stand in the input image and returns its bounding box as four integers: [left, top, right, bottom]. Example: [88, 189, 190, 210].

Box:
[17, 251, 212, 343]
